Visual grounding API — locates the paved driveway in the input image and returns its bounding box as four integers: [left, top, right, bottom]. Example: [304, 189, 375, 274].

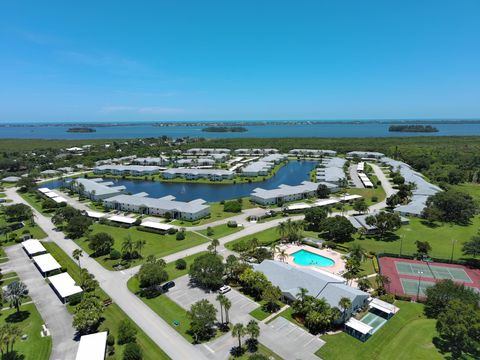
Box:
[4, 244, 78, 360]
[166, 275, 258, 324]
[260, 317, 325, 360]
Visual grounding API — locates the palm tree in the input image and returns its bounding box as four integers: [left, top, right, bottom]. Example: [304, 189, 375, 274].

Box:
[296, 287, 309, 304]
[3, 281, 28, 313]
[349, 243, 365, 263]
[246, 320, 260, 341]
[72, 249, 83, 268]
[122, 235, 135, 258]
[223, 297, 232, 324]
[210, 238, 220, 254]
[338, 297, 352, 321]
[357, 277, 371, 292]
[231, 323, 246, 349]
[216, 294, 226, 324]
[0, 323, 22, 357]
[135, 240, 146, 257]
[277, 222, 287, 242]
[278, 249, 288, 262]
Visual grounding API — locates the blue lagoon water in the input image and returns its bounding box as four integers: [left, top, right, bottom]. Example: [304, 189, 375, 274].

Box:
[44, 160, 317, 202]
[3, 121, 480, 139]
[291, 249, 335, 267]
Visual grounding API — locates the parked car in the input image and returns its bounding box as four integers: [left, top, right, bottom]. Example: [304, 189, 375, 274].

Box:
[218, 285, 231, 294]
[161, 281, 175, 292]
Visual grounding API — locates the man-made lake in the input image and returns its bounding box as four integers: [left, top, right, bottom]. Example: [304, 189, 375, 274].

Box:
[3, 121, 480, 139]
[45, 160, 317, 202]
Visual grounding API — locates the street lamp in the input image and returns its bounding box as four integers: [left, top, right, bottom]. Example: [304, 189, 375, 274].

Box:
[450, 239, 457, 262]
[416, 270, 424, 301]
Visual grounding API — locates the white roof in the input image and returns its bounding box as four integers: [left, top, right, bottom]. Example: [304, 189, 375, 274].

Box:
[108, 215, 137, 224]
[38, 187, 51, 193]
[75, 331, 108, 360]
[140, 220, 173, 231]
[286, 203, 311, 211]
[370, 298, 399, 314]
[339, 194, 363, 201]
[22, 239, 46, 256]
[48, 272, 83, 299]
[86, 211, 107, 219]
[313, 198, 339, 207]
[44, 191, 58, 198]
[32, 253, 62, 273]
[345, 317, 373, 335]
[52, 196, 67, 203]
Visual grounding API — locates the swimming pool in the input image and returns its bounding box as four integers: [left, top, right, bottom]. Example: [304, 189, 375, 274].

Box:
[291, 249, 335, 267]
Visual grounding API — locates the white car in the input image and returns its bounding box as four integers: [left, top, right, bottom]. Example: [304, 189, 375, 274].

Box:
[218, 285, 231, 294]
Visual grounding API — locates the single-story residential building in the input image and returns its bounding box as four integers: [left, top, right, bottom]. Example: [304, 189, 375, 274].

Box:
[75, 331, 108, 360]
[48, 272, 83, 303]
[348, 212, 409, 234]
[185, 148, 231, 155]
[260, 153, 288, 164]
[316, 157, 347, 185]
[69, 178, 126, 201]
[1, 176, 21, 183]
[22, 239, 47, 258]
[32, 253, 62, 277]
[133, 156, 170, 166]
[254, 260, 369, 318]
[251, 181, 320, 205]
[140, 220, 174, 233]
[241, 161, 275, 177]
[107, 215, 138, 226]
[40, 169, 60, 177]
[175, 158, 216, 166]
[234, 148, 279, 155]
[162, 168, 234, 181]
[93, 165, 160, 176]
[103, 193, 210, 220]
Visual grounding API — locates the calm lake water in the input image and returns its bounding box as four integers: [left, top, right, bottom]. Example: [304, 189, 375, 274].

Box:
[3, 122, 480, 139]
[44, 160, 317, 202]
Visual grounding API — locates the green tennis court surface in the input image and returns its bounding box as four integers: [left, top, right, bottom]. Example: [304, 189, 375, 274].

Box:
[360, 312, 387, 334]
[400, 278, 436, 297]
[395, 261, 472, 282]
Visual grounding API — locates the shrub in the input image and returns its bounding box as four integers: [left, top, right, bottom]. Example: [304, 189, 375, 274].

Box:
[175, 258, 187, 270]
[378, 294, 395, 304]
[176, 232, 185, 241]
[167, 227, 177, 235]
[227, 220, 238, 228]
[68, 292, 83, 306]
[371, 196, 378, 202]
[123, 342, 142, 360]
[107, 334, 115, 346]
[117, 320, 137, 345]
[110, 249, 122, 260]
[223, 200, 242, 213]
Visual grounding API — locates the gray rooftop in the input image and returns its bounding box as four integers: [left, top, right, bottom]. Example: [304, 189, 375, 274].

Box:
[163, 168, 233, 176]
[347, 151, 385, 158]
[251, 181, 320, 199]
[104, 193, 209, 214]
[254, 260, 368, 307]
[289, 149, 337, 155]
[94, 165, 161, 172]
[72, 178, 126, 196]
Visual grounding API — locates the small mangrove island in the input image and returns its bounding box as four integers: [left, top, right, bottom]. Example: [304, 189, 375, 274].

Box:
[202, 126, 248, 133]
[67, 127, 96, 133]
[388, 124, 439, 133]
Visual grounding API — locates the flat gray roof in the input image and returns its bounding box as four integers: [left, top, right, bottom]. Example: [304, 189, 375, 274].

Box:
[163, 168, 233, 176]
[72, 178, 126, 196]
[252, 181, 320, 199]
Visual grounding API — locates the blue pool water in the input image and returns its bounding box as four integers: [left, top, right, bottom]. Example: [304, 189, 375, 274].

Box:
[291, 249, 335, 267]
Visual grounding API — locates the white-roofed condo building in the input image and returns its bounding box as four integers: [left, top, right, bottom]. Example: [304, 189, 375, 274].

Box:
[68, 178, 126, 201]
[162, 168, 234, 181]
[103, 193, 210, 220]
[251, 181, 337, 205]
[93, 165, 161, 176]
[316, 157, 347, 185]
[289, 149, 337, 157]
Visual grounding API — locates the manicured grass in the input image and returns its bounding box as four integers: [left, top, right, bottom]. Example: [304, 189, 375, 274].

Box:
[347, 215, 480, 261]
[198, 223, 243, 239]
[127, 276, 193, 342]
[0, 271, 20, 286]
[347, 186, 386, 206]
[317, 301, 443, 360]
[18, 192, 52, 216]
[0, 303, 52, 360]
[249, 306, 271, 321]
[225, 227, 280, 250]
[278, 307, 308, 331]
[0, 213, 48, 241]
[164, 251, 208, 280]
[230, 342, 283, 360]
[42, 242, 170, 360]
[74, 223, 209, 269]
[452, 183, 480, 202]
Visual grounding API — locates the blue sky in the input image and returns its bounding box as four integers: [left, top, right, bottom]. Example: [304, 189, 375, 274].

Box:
[1, 0, 480, 122]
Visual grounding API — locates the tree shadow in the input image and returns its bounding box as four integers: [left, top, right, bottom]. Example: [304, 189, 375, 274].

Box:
[5, 311, 30, 323]
[420, 220, 440, 228]
[2, 351, 25, 360]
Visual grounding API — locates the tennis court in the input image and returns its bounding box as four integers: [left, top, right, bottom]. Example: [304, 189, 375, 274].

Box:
[359, 312, 387, 334]
[378, 256, 480, 300]
[400, 278, 436, 297]
[395, 261, 472, 282]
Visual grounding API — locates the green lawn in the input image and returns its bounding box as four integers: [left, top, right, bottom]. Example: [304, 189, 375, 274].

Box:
[225, 227, 280, 250]
[198, 223, 243, 239]
[127, 276, 194, 342]
[163, 251, 208, 280]
[0, 303, 52, 360]
[347, 215, 480, 261]
[42, 242, 170, 360]
[0, 212, 48, 241]
[18, 192, 52, 216]
[74, 223, 209, 270]
[452, 183, 480, 202]
[347, 186, 386, 206]
[249, 305, 271, 321]
[317, 301, 443, 360]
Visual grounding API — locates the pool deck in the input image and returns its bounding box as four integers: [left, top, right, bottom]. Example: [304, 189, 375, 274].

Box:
[276, 244, 346, 275]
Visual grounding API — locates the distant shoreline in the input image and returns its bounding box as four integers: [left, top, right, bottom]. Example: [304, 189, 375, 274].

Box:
[2, 119, 480, 128]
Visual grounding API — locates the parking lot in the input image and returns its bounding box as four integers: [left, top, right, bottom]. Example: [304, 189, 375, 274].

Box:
[260, 317, 325, 360]
[166, 275, 258, 324]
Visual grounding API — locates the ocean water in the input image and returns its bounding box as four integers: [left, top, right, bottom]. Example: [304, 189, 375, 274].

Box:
[2, 121, 480, 139]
